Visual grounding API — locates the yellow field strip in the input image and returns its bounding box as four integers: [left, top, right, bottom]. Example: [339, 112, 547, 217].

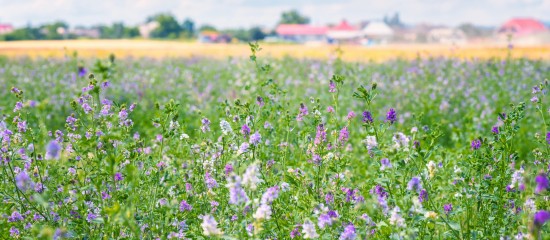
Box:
[0, 40, 549, 61]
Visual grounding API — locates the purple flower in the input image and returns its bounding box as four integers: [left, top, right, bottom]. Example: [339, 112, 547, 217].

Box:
[419, 189, 428, 203]
[86, 213, 97, 223]
[338, 127, 349, 144]
[546, 132, 550, 145]
[13, 102, 24, 113]
[534, 210, 550, 226]
[444, 204, 453, 214]
[407, 177, 422, 192]
[297, 103, 309, 121]
[261, 186, 280, 205]
[241, 124, 251, 136]
[114, 172, 123, 181]
[102, 191, 111, 199]
[314, 124, 326, 145]
[101, 81, 110, 89]
[205, 171, 218, 189]
[15, 170, 34, 191]
[380, 158, 392, 170]
[224, 164, 234, 176]
[329, 80, 336, 92]
[11, 87, 21, 94]
[318, 214, 333, 229]
[257, 96, 264, 107]
[78, 66, 87, 77]
[9, 227, 19, 237]
[471, 139, 481, 150]
[81, 103, 92, 114]
[290, 226, 301, 239]
[201, 118, 211, 133]
[386, 108, 397, 124]
[17, 121, 27, 133]
[179, 200, 192, 211]
[347, 111, 356, 120]
[325, 192, 334, 204]
[362, 111, 373, 123]
[491, 125, 499, 134]
[249, 132, 262, 146]
[8, 211, 24, 222]
[371, 185, 388, 199]
[339, 223, 356, 240]
[535, 174, 549, 194]
[227, 176, 249, 205]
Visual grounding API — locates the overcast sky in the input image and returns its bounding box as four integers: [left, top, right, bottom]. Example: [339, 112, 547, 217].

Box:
[1, 0, 549, 28]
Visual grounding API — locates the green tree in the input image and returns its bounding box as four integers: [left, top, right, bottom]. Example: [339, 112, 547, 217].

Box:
[278, 10, 310, 24]
[148, 13, 182, 39]
[248, 27, 266, 41]
[198, 24, 217, 32]
[181, 18, 195, 38]
[41, 21, 69, 40]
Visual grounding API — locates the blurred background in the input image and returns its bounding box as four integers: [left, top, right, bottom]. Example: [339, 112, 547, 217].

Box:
[1, 0, 549, 60]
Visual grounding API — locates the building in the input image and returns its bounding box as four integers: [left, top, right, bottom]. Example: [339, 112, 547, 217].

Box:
[361, 21, 394, 45]
[427, 28, 467, 44]
[198, 31, 231, 43]
[0, 23, 14, 35]
[70, 27, 101, 38]
[327, 20, 362, 44]
[275, 24, 328, 43]
[498, 18, 547, 37]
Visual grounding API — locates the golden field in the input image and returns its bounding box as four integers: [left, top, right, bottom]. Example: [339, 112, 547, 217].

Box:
[0, 39, 549, 61]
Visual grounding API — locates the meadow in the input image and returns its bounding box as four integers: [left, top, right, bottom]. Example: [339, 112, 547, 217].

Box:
[0, 43, 549, 239]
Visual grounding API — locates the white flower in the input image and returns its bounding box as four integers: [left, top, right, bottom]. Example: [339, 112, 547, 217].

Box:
[179, 133, 189, 140]
[509, 168, 524, 189]
[411, 126, 418, 134]
[389, 207, 406, 227]
[280, 182, 290, 192]
[524, 198, 536, 213]
[253, 204, 272, 220]
[454, 166, 462, 174]
[302, 220, 319, 239]
[169, 120, 180, 131]
[220, 119, 233, 135]
[242, 164, 262, 190]
[392, 132, 410, 149]
[201, 215, 222, 236]
[363, 136, 378, 150]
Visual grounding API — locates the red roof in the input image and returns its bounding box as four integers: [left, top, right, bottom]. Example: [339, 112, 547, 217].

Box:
[0, 24, 13, 31]
[499, 18, 547, 36]
[276, 24, 328, 36]
[330, 20, 357, 31]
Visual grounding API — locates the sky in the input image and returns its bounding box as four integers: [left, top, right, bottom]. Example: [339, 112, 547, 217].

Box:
[1, 0, 549, 29]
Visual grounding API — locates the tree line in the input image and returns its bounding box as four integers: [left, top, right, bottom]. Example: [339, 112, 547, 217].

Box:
[0, 10, 311, 41]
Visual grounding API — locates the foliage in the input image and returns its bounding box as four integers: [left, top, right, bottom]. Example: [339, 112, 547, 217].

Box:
[0, 46, 549, 239]
[278, 9, 310, 25]
[148, 13, 182, 39]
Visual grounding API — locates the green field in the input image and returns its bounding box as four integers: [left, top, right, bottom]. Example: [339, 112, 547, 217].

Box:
[0, 44, 549, 239]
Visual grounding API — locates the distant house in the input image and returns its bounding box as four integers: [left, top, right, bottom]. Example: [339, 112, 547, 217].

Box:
[70, 27, 100, 38]
[198, 31, 231, 43]
[361, 21, 394, 45]
[498, 18, 547, 37]
[427, 28, 467, 44]
[0, 23, 14, 35]
[139, 21, 159, 39]
[275, 24, 328, 43]
[327, 20, 361, 44]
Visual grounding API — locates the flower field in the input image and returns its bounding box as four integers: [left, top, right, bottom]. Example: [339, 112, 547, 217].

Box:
[1, 43, 550, 239]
